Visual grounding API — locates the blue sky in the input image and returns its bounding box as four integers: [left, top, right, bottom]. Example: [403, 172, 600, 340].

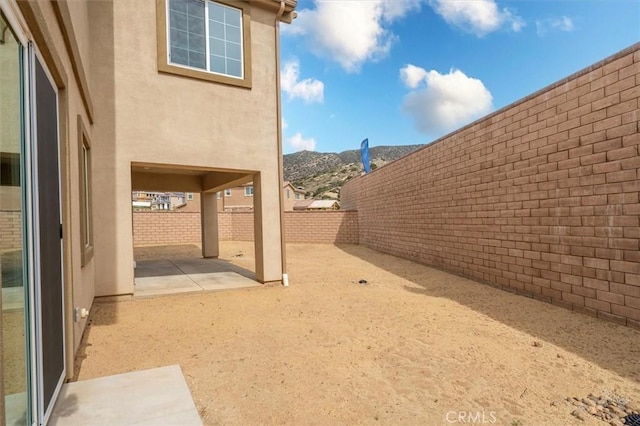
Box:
[278, 0, 640, 154]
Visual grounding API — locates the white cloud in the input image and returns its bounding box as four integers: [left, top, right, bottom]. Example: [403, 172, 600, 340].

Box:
[281, 60, 324, 103]
[536, 16, 574, 36]
[380, 0, 422, 20]
[400, 65, 493, 135]
[288, 133, 317, 152]
[430, 0, 525, 36]
[286, 0, 421, 72]
[400, 64, 429, 89]
[282, 118, 288, 130]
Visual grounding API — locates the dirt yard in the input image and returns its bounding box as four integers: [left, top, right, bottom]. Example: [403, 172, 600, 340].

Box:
[75, 242, 640, 425]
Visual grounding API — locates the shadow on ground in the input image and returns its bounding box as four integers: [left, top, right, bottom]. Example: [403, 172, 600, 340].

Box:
[335, 244, 640, 383]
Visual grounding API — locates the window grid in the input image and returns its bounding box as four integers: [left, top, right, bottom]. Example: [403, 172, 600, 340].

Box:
[208, 4, 242, 77]
[168, 0, 206, 70]
[167, 0, 243, 79]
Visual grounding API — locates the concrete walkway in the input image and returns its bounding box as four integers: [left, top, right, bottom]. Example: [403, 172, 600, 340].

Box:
[50, 365, 201, 425]
[134, 258, 259, 298]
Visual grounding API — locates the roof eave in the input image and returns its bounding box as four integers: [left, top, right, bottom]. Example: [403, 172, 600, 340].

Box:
[251, 0, 298, 23]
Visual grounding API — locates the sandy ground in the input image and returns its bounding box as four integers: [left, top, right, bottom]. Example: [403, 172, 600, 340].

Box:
[75, 242, 640, 425]
[3, 310, 26, 395]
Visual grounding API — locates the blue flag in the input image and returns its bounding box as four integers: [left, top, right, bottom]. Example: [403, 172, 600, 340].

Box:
[361, 138, 371, 173]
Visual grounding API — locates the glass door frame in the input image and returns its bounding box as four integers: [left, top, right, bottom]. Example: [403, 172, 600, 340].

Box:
[0, 1, 67, 424]
[1, 2, 34, 425]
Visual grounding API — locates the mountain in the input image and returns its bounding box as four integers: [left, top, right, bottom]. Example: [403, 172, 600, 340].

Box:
[283, 144, 424, 200]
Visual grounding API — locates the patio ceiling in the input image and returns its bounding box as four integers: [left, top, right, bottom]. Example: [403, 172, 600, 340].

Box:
[130, 163, 254, 193]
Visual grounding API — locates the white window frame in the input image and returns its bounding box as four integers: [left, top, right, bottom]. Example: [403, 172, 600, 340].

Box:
[244, 186, 253, 197]
[224, 188, 231, 197]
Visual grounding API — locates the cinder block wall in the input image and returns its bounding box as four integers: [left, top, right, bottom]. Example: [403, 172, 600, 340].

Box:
[132, 212, 201, 246]
[341, 44, 640, 328]
[284, 211, 358, 243]
[0, 211, 22, 250]
[206, 212, 255, 240]
[133, 211, 359, 244]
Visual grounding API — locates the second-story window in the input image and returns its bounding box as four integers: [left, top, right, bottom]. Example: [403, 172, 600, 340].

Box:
[167, 0, 244, 79]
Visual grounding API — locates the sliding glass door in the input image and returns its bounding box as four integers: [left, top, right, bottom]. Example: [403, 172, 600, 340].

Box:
[1, 6, 65, 425]
[0, 9, 31, 426]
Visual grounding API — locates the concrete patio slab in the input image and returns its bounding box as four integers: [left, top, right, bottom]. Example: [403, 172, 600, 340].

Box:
[49, 365, 201, 426]
[194, 271, 259, 290]
[134, 258, 259, 298]
[134, 259, 174, 269]
[134, 274, 202, 297]
[173, 263, 230, 275]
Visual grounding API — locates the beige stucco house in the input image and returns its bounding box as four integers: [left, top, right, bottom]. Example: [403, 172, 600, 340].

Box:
[216, 181, 305, 212]
[216, 181, 305, 211]
[174, 181, 305, 212]
[283, 181, 305, 211]
[217, 183, 256, 211]
[0, 0, 296, 423]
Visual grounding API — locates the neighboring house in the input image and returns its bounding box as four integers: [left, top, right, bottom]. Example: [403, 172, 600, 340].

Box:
[0, 0, 297, 423]
[132, 191, 186, 210]
[283, 181, 306, 211]
[294, 200, 340, 211]
[292, 199, 314, 210]
[217, 183, 255, 212]
[176, 192, 201, 213]
[166, 182, 305, 212]
[218, 182, 304, 212]
[131, 182, 306, 214]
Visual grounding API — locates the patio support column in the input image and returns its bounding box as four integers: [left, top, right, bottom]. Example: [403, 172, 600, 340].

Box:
[201, 192, 219, 258]
[253, 173, 283, 283]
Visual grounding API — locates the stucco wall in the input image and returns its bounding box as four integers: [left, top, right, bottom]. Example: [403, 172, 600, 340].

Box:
[341, 44, 640, 328]
[0, 26, 21, 154]
[91, 1, 285, 294]
[133, 211, 359, 245]
[220, 186, 255, 211]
